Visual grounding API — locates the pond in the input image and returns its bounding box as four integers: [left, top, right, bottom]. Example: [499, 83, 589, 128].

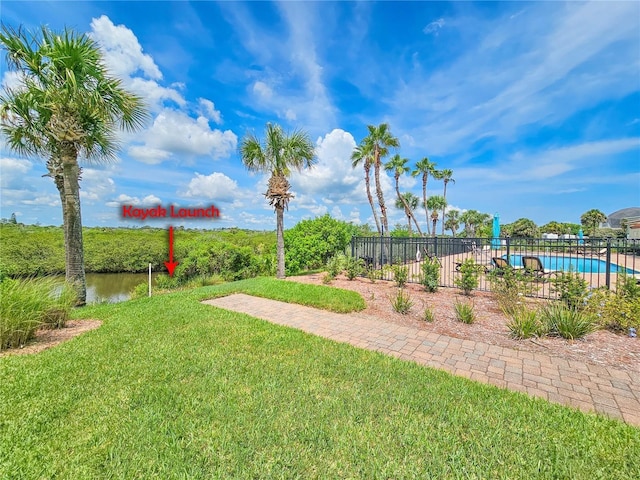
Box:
[84, 272, 155, 304]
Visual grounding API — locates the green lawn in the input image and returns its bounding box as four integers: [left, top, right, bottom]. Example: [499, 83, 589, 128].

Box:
[1, 278, 637, 478]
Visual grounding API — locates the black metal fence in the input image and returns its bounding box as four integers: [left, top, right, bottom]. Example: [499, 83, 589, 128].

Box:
[350, 236, 640, 299]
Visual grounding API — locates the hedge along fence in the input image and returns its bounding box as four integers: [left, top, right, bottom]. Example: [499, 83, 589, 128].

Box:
[350, 236, 640, 299]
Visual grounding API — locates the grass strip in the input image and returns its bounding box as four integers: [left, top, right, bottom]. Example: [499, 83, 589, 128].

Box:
[191, 276, 366, 313]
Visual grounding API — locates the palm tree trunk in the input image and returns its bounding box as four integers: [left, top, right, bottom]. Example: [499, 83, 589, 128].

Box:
[276, 206, 285, 279]
[395, 179, 423, 236]
[61, 149, 86, 305]
[432, 214, 438, 238]
[441, 182, 448, 235]
[406, 210, 412, 236]
[373, 155, 388, 235]
[364, 164, 381, 235]
[423, 175, 430, 236]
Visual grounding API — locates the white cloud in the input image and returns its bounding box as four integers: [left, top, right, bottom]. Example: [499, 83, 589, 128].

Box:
[79, 168, 116, 203]
[183, 172, 239, 202]
[129, 109, 237, 163]
[290, 129, 361, 203]
[423, 18, 445, 35]
[128, 77, 186, 109]
[106, 194, 161, 207]
[1, 71, 24, 91]
[90, 15, 162, 80]
[126, 146, 172, 165]
[253, 81, 273, 100]
[285, 109, 297, 121]
[198, 98, 222, 124]
[0, 157, 32, 188]
[22, 194, 60, 207]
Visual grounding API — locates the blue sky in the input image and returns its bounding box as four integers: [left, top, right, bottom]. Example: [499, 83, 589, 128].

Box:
[1, 1, 639, 232]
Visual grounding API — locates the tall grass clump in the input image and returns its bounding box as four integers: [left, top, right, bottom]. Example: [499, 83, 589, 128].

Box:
[539, 303, 596, 340]
[0, 277, 76, 350]
[454, 300, 476, 324]
[507, 308, 544, 339]
[390, 288, 413, 314]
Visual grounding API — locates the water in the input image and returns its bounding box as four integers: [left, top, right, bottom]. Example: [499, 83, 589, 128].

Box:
[85, 272, 153, 303]
[506, 255, 639, 274]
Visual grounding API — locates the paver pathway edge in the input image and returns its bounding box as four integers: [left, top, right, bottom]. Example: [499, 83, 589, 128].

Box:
[203, 293, 640, 427]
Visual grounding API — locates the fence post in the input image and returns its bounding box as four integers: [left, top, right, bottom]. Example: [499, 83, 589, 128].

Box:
[434, 237, 438, 257]
[351, 236, 355, 258]
[379, 236, 383, 268]
[506, 236, 511, 264]
[605, 238, 612, 289]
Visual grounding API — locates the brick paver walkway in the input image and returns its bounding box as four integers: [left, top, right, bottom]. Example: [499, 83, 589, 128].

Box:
[204, 294, 640, 426]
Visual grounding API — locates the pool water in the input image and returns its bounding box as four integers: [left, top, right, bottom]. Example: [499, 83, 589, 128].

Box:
[505, 255, 639, 274]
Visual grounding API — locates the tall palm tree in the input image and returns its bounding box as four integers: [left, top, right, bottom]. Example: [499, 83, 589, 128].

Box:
[0, 25, 147, 304]
[351, 142, 380, 234]
[433, 169, 455, 235]
[361, 123, 399, 235]
[412, 157, 437, 236]
[240, 123, 315, 279]
[425, 195, 447, 237]
[384, 154, 423, 236]
[445, 209, 460, 237]
[395, 192, 419, 236]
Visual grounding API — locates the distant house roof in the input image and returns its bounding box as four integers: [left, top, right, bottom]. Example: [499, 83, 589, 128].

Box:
[605, 207, 640, 228]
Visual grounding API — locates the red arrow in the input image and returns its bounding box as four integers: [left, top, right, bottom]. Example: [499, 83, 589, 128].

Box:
[164, 226, 179, 276]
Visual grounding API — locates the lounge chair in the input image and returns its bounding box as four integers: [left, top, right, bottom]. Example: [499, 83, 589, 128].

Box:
[577, 247, 607, 256]
[522, 256, 558, 280]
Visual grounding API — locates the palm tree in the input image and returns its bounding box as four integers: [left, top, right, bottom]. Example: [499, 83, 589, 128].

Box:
[361, 123, 399, 235]
[580, 209, 607, 236]
[433, 169, 455, 235]
[395, 192, 419, 236]
[384, 154, 423, 236]
[240, 123, 315, 279]
[460, 210, 490, 237]
[412, 157, 437, 236]
[425, 195, 447, 237]
[351, 142, 380, 234]
[0, 25, 147, 304]
[445, 209, 460, 237]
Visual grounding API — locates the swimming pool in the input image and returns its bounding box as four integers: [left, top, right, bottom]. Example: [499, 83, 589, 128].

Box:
[505, 255, 639, 274]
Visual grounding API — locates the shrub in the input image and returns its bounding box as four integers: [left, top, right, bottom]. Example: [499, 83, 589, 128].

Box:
[489, 267, 534, 316]
[326, 254, 346, 278]
[552, 269, 589, 310]
[0, 277, 76, 350]
[392, 265, 408, 288]
[539, 303, 596, 340]
[284, 214, 358, 274]
[344, 256, 364, 280]
[366, 266, 380, 283]
[454, 300, 475, 324]
[322, 273, 333, 285]
[585, 274, 640, 333]
[420, 257, 440, 292]
[390, 288, 413, 314]
[130, 282, 150, 299]
[454, 258, 481, 295]
[507, 308, 543, 339]
[155, 274, 180, 290]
